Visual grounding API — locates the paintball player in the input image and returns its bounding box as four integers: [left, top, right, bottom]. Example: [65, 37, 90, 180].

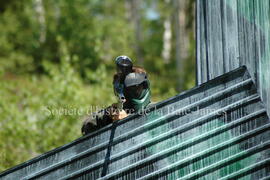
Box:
[81, 55, 151, 135]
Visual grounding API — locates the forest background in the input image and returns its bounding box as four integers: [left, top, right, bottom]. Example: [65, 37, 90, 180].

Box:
[0, 0, 195, 171]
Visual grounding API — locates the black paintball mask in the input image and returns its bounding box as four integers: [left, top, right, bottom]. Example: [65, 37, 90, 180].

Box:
[124, 72, 151, 111]
[115, 56, 133, 81]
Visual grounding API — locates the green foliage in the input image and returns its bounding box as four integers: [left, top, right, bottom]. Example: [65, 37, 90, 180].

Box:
[0, 57, 115, 171]
[0, 0, 195, 171]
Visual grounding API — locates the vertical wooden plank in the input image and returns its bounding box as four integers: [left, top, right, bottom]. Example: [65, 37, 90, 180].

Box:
[196, 0, 208, 85]
[221, 0, 240, 72]
[205, 0, 224, 80]
[254, 0, 270, 117]
[264, 0, 270, 117]
[237, 0, 257, 83]
[254, 0, 262, 94]
[196, 0, 202, 85]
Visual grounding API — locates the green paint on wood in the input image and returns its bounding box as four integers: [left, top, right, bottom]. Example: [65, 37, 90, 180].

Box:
[197, 0, 270, 116]
[146, 109, 260, 179]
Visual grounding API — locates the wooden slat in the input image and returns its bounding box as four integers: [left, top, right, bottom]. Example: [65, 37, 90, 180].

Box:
[237, 0, 257, 82]
[222, 0, 240, 72]
[254, 0, 270, 118]
[205, 0, 224, 80]
[196, 0, 208, 84]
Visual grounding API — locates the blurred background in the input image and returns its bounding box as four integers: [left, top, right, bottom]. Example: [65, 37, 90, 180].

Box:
[0, 0, 195, 171]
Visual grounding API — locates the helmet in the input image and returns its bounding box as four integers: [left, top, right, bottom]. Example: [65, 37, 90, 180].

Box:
[124, 72, 151, 112]
[115, 55, 133, 75]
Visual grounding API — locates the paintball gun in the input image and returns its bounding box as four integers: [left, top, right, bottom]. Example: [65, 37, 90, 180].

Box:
[114, 82, 126, 111]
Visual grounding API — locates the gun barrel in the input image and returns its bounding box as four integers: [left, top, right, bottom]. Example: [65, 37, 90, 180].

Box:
[118, 93, 126, 103]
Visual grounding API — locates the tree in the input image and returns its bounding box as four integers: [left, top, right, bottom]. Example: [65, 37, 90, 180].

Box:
[126, 0, 144, 65]
[162, 0, 172, 63]
[173, 0, 190, 91]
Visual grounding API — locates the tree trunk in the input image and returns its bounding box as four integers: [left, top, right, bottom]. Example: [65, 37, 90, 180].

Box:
[162, 17, 172, 63]
[129, 0, 143, 65]
[34, 0, 46, 43]
[173, 0, 189, 91]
